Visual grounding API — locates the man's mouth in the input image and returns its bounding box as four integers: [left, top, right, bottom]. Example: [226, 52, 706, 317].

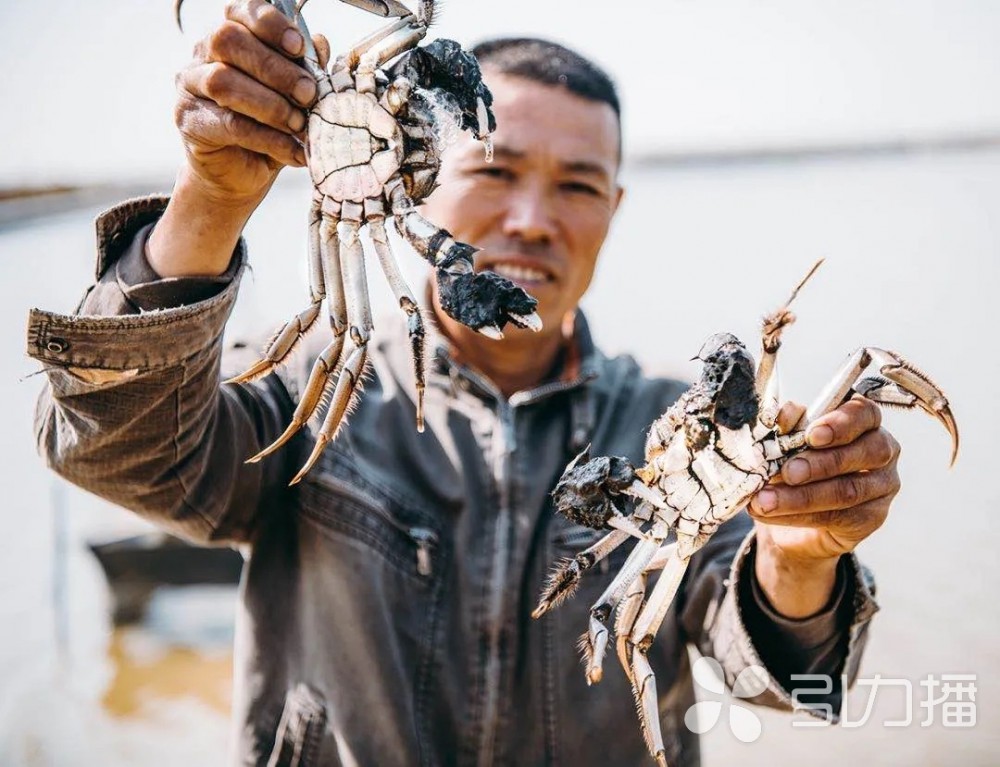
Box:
[485, 260, 556, 288]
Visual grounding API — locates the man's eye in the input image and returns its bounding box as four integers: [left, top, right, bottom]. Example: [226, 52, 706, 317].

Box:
[560, 181, 602, 197]
[472, 166, 515, 181]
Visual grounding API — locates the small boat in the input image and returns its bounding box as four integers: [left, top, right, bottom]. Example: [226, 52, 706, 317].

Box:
[88, 533, 244, 624]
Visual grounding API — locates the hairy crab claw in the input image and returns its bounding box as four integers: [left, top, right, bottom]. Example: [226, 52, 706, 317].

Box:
[436, 258, 542, 339]
[805, 346, 960, 467]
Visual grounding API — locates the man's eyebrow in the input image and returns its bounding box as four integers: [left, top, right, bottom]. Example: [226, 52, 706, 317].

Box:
[561, 160, 612, 179]
[490, 146, 526, 161]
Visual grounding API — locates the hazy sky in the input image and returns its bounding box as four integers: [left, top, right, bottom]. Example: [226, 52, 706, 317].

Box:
[2, 0, 999, 185]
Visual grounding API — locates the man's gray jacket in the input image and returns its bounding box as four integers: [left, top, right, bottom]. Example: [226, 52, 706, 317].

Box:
[27, 197, 879, 767]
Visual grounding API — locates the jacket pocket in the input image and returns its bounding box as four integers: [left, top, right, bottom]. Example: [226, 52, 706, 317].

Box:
[298, 469, 440, 582]
[266, 684, 327, 767]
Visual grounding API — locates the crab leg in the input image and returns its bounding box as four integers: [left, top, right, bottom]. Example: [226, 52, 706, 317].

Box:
[632, 648, 669, 767]
[613, 542, 677, 681]
[366, 202, 426, 431]
[327, 16, 425, 92]
[247, 207, 348, 464]
[606, 545, 690, 767]
[576, 529, 669, 685]
[226, 197, 326, 386]
[804, 347, 959, 465]
[387, 182, 541, 338]
[754, 259, 824, 425]
[331, 0, 412, 18]
[268, 0, 327, 80]
[615, 546, 686, 767]
[291, 207, 372, 484]
[532, 529, 631, 619]
[585, 552, 653, 683]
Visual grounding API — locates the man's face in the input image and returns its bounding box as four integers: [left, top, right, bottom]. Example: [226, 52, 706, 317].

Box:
[423, 72, 624, 336]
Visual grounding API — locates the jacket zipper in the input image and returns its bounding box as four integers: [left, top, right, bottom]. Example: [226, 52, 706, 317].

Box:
[409, 527, 436, 577]
[308, 473, 438, 577]
[478, 401, 515, 767]
[445, 361, 595, 765]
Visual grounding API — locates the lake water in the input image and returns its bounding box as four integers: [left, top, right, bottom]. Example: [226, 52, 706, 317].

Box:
[2, 148, 997, 765]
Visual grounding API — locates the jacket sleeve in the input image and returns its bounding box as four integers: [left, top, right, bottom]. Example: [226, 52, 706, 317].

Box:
[26, 196, 298, 545]
[679, 514, 879, 721]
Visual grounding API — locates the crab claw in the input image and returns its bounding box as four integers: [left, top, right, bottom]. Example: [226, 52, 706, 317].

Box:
[856, 348, 960, 467]
[551, 454, 638, 530]
[436, 269, 540, 336]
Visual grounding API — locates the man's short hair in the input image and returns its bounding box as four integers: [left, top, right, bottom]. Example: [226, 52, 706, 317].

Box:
[471, 37, 621, 119]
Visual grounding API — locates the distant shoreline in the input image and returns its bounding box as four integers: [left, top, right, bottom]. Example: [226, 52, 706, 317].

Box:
[0, 182, 170, 229]
[3, 130, 998, 226]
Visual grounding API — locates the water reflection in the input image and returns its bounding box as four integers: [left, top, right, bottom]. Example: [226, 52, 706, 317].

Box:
[101, 587, 236, 720]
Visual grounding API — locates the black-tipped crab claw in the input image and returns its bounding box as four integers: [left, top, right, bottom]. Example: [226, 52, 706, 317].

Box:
[805, 346, 960, 467]
[435, 248, 541, 338]
[551, 447, 640, 530]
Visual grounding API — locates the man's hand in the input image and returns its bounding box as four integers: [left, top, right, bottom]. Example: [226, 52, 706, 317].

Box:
[149, 0, 329, 278]
[748, 397, 901, 618]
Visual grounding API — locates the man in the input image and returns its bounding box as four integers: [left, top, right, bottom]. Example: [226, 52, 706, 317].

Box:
[28, 2, 898, 765]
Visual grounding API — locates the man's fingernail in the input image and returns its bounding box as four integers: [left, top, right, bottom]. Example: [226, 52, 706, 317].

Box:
[785, 458, 810, 485]
[288, 110, 305, 132]
[294, 147, 306, 166]
[807, 425, 834, 447]
[756, 489, 777, 513]
[282, 29, 304, 55]
[293, 77, 316, 106]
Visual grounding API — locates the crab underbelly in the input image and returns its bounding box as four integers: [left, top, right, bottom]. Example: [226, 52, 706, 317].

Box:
[307, 91, 404, 203]
[652, 423, 768, 531]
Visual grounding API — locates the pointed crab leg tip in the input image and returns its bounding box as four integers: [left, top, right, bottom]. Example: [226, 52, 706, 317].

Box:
[223, 361, 273, 386]
[946, 425, 960, 467]
[530, 605, 547, 620]
[290, 461, 318, 485]
[929, 407, 959, 467]
[587, 669, 603, 686]
[477, 325, 504, 340]
[512, 312, 543, 332]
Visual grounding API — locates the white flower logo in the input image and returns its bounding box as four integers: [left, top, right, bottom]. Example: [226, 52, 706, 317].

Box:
[684, 657, 768, 743]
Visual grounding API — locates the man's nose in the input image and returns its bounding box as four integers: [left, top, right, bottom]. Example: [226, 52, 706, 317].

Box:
[501, 183, 557, 243]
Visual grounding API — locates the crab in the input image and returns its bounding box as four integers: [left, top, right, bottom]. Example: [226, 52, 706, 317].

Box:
[175, 0, 540, 483]
[531, 261, 959, 767]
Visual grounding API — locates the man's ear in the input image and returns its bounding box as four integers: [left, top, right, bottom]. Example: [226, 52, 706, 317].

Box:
[611, 184, 625, 216]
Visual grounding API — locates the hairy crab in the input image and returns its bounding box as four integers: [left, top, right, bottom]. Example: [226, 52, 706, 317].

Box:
[532, 262, 959, 766]
[176, 0, 540, 482]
